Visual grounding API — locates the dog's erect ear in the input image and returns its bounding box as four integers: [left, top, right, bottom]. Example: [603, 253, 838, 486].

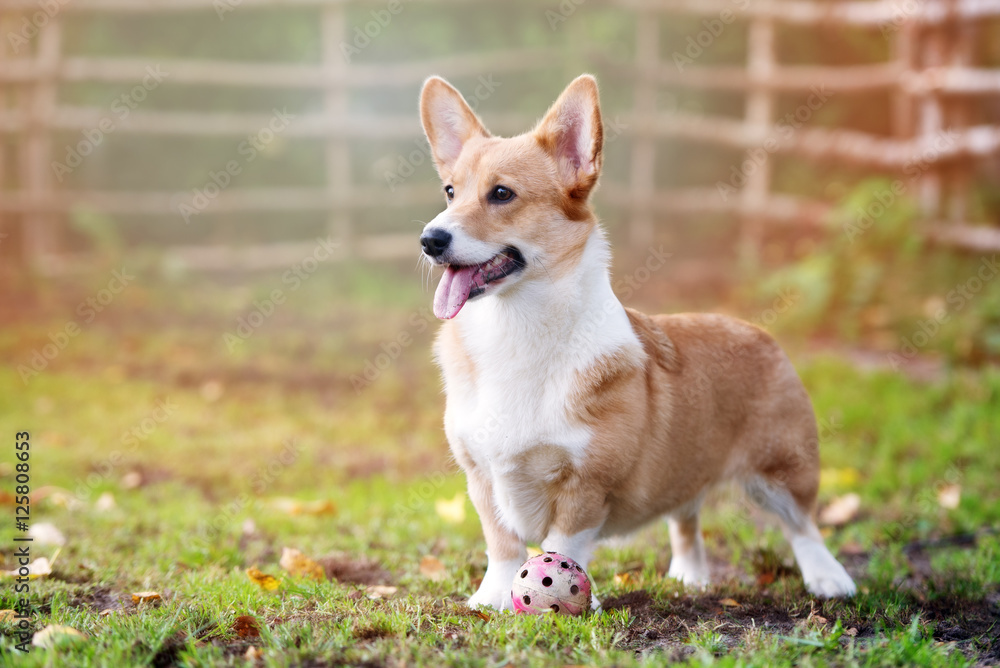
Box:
[533, 74, 603, 198]
[420, 76, 490, 176]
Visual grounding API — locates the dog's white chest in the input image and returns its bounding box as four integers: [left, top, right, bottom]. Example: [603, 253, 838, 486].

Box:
[445, 356, 590, 470]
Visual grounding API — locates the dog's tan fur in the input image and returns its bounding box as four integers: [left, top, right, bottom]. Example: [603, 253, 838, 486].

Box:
[419, 74, 856, 611]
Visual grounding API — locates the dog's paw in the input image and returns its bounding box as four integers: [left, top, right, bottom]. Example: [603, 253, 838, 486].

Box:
[790, 536, 857, 598]
[466, 558, 523, 612]
[467, 586, 514, 612]
[667, 557, 710, 589]
[803, 565, 857, 598]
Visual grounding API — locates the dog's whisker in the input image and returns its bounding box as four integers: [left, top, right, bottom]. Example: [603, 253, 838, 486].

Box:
[536, 259, 555, 286]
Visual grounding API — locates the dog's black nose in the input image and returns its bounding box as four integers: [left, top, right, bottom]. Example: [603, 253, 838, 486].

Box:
[420, 229, 452, 258]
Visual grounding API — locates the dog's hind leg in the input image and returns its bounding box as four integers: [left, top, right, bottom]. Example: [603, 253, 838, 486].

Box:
[743, 476, 856, 598]
[666, 497, 710, 588]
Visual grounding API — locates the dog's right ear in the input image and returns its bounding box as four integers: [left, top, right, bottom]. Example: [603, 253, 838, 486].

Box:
[420, 76, 490, 177]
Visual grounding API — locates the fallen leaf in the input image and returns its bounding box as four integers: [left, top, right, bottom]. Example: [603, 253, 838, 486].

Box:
[200, 379, 224, 402]
[434, 493, 466, 524]
[232, 615, 261, 638]
[473, 609, 491, 621]
[820, 467, 861, 492]
[32, 625, 87, 648]
[29, 522, 66, 546]
[937, 484, 961, 510]
[845, 627, 859, 637]
[99, 609, 116, 617]
[366, 585, 397, 599]
[121, 471, 143, 489]
[246, 567, 281, 591]
[419, 555, 447, 582]
[270, 497, 336, 516]
[95, 492, 117, 512]
[613, 572, 632, 586]
[756, 572, 776, 586]
[0, 610, 16, 622]
[33, 486, 83, 510]
[6, 556, 53, 579]
[819, 493, 861, 526]
[131, 591, 161, 604]
[719, 598, 741, 608]
[245, 646, 263, 660]
[279, 547, 325, 582]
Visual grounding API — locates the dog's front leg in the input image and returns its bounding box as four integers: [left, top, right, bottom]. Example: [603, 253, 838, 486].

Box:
[465, 469, 526, 611]
[541, 485, 607, 612]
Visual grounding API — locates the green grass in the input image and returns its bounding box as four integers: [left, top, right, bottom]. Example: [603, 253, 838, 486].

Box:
[0, 264, 998, 666]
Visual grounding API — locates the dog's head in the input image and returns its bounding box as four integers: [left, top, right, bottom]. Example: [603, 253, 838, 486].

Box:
[419, 75, 604, 319]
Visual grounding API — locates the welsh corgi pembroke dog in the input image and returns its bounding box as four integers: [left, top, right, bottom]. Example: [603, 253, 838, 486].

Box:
[418, 74, 856, 611]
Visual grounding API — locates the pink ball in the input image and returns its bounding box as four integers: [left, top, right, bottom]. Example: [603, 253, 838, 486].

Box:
[511, 552, 592, 616]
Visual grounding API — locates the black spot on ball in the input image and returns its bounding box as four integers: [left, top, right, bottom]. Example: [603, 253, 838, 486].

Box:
[576, 565, 583, 572]
[551, 604, 560, 612]
[542, 577, 552, 587]
[570, 585, 579, 595]
[560, 562, 569, 569]
[522, 595, 531, 605]
[520, 570, 528, 578]
[543, 557, 552, 563]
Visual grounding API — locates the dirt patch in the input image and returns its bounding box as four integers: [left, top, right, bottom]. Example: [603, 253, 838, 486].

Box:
[68, 586, 129, 615]
[605, 585, 1000, 661]
[320, 555, 392, 586]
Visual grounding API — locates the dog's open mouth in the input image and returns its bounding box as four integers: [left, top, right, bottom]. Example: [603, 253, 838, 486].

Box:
[433, 247, 525, 319]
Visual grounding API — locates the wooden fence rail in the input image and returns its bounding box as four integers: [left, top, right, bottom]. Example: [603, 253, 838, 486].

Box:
[2, 0, 1000, 273]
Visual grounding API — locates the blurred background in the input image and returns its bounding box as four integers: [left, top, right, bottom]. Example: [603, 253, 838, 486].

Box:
[0, 7, 999, 653]
[1, 1, 999, 504]
[2, 0, 1000, 359]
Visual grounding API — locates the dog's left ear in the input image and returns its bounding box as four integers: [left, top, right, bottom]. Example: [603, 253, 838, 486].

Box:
[534, 74, 603, 199]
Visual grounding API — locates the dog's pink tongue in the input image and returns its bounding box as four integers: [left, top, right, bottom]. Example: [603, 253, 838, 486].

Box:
[434, 265, 477, 319]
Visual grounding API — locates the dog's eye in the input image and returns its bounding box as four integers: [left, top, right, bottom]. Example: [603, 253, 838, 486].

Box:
[490, 186, 515, 202]
[444, 185, 454, 200]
